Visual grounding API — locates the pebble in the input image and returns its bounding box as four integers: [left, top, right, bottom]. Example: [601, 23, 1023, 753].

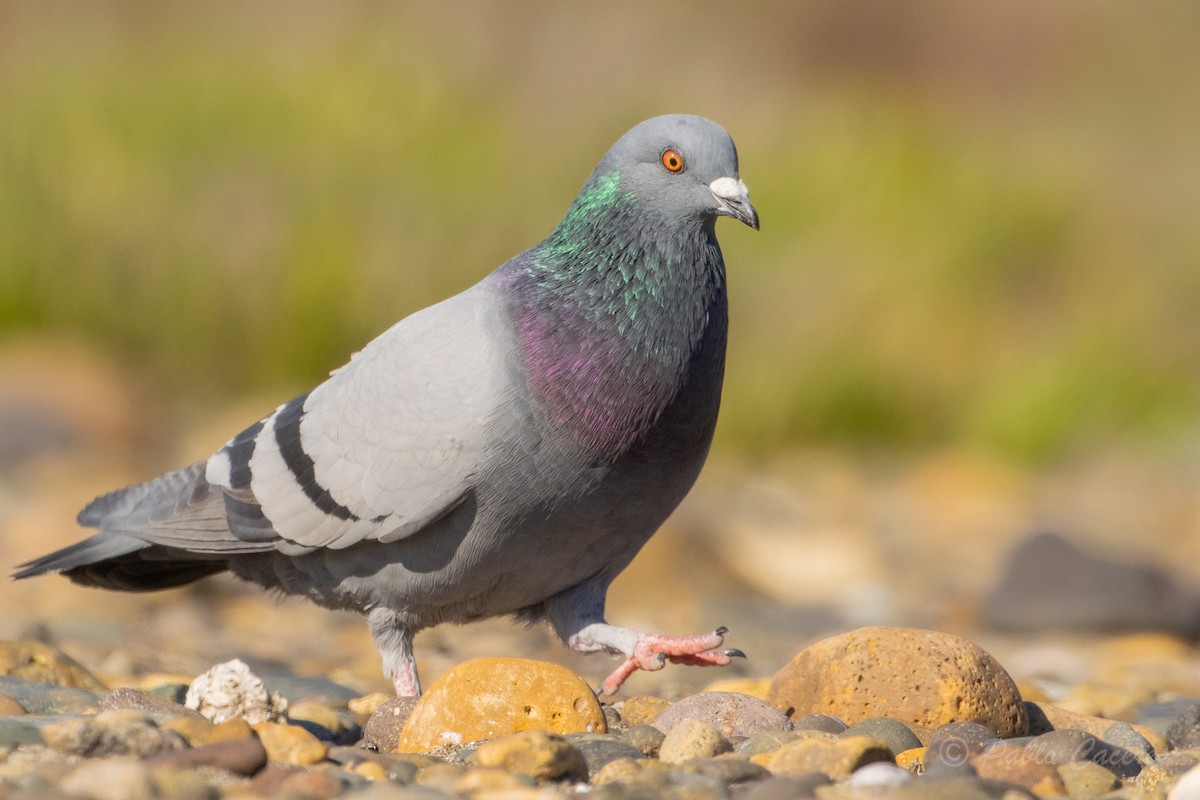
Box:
[1105, 721, 1156, 761]
[349, 692, 396, 722]
[0, 695, 26, 714]
[740, 773, 832, 800]
[252, 720, 330, 765]
[651, 691, 792, 741]
[41, 709, 180, 758]
[791, 713, 847, 735]
[468, 728, 588, 782]
[970, 740, 1067, 795]
[0, 640, 108, 691]
[362, 696, 420, 752]
[735, 730, 798, 757]
[97, 687, 204, 722]
[1026, 700, 1167, 752]
[840, 717, 922, 756]
[567, 733, 643, 773]
[618, 695, 671, 727]
[846, 760, 912, 788]
[58, 757, 154, 800]
[1058, 760, 1120, 797]
[146, 734, 269, 776]
[766, 734, 893, 778]
[620, 723, 666, 757]
[396, 657, 605, 752]
[0, 675, 100, 714]
[1168, 703, 1200, 750]
[1170, 762, 1200, 800]
[768, 627, 1028, 738]
[685, 752, 770, 784]
[658, 718, 732, 764]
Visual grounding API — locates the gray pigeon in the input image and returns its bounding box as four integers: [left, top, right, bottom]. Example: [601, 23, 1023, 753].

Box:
[14, 114, 759, 696]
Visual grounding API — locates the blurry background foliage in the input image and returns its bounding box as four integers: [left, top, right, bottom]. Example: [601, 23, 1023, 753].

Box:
[1, 1, 1198, 464]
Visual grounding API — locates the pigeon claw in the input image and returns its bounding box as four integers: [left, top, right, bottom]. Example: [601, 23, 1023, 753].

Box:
[598, 627, 740, 696]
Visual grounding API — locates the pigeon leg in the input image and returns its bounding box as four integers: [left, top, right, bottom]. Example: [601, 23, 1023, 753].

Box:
[569, 622, 744, 696]
[369, 608, 422, 697]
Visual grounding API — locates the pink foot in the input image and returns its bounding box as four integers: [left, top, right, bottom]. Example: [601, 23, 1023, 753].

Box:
[599, 626, 744, 696]
[392, 662, 422, 697]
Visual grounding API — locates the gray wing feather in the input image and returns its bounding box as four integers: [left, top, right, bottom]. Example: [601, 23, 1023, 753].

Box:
[206, 283, 511, 552]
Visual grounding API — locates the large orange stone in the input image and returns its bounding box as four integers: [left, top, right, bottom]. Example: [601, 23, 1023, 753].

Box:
[396, 658, 606, 752]
[767, 626, 1028, 738]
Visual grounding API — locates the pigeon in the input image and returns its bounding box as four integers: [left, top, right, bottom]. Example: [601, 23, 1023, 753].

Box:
[14, 114, 759, 697]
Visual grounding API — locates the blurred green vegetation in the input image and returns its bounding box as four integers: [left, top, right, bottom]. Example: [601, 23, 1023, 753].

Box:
[1, 2, 1198, 463]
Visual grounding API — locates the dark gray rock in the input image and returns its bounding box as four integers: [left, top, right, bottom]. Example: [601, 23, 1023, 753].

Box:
[1103, 721, 1154, 760]
[146, 735, 269, 776]
[686, 754, 771, 785]
[984, 531, 1200, 636]
[790, 714, 846, 735]
[1025, 728, 1142, 778]
[620, 723, 666, 757]
[567, 733, 643, 774]
[841, 717, 922, 756]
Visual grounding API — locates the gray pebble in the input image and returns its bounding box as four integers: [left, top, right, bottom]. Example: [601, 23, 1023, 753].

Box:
[738, 773, 831, 800]
[570, 735, 644, 774]
[1103, 721, 1154, 760]
[1167, 703, 1200, 750]
[652, 692, 792, 741]
[929, 721, 996, 753]
[685, 754, 770, 785]
[0, 676, 99, 715]
[1154, 751, 1199, 775]
[924, 738, 979, 778]
[1027, 728, 1142, 778]
[621, 723, 666, 757]
[841, 717, 922, 756]
[735, 730, 798, 757]
[98, 688, 202, 723]
[0, 718, 44, 747]
[791, 713, 846, 734]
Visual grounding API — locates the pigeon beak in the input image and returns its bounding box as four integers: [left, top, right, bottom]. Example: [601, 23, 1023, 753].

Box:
[709, 176, 760, 230]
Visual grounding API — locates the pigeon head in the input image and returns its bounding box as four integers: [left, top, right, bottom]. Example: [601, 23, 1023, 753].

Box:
[590, 114, 759, 231]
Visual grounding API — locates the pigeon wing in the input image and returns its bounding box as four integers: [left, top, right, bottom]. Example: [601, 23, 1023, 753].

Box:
[206, 283, 513, 553]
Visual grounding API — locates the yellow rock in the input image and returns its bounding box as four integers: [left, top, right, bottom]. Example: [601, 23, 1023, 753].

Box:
[469, 729, 588, 782]
[211, 718, 256, 742]
[288, 700, 343, 733]
[619, 696, 671, 727]
[0, 695, 26, 715]
[768, 627, 1028, 738]
[396, 658, 605, 752]
[348, 692, 394, 721]
[767, 735, 893, 778]
[351, 761, 390, 782]
[895, 746, 925, 771]
[0, 640, 107, 691]
[252, 721, 328, 765]
[162, 716, 216, 746]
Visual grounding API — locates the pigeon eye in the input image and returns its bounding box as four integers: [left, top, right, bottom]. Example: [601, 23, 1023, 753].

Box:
[661, 149, 684, 173]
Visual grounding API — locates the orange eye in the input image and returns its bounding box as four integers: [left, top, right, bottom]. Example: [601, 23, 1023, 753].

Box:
[661, 148, 684, 173]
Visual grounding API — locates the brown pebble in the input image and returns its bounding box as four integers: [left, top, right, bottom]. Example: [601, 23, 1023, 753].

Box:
[971, 741, 1067, 794]
[362, 696, 419, 752]
[146, 735, 269, 776]
[42, 709, 179, 758]
[0, 695, 26, 715]
[99, 687, 203, 721]
[162, 715, 217, 746]
[768, 626, 1028, 738]
[59, 757, 153, 800]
